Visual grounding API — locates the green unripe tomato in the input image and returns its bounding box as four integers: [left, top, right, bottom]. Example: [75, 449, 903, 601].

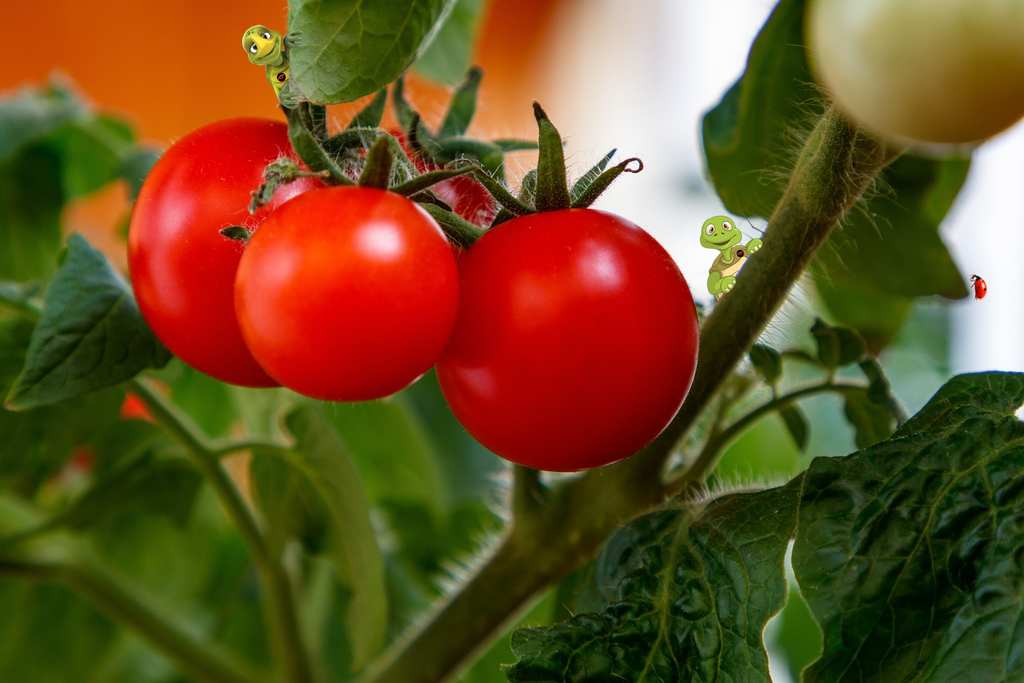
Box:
[807, 0, 1024, 146]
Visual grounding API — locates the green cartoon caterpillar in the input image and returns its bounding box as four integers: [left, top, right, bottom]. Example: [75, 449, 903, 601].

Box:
[700, 215, 762, 299]
[242, 25, 290, 101]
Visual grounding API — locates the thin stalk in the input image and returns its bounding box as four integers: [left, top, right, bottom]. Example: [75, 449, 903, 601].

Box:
[0, 558, 264, 683]
[127, 379, 315, 683]
[668, 380, 866, 494]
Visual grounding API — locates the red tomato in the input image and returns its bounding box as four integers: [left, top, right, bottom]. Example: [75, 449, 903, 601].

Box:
[391, 129, 497, 228]
[235, 186, 460, 401]
[437, 209, 699, 471]
[128, 118, 319, 387]
[120, 392, 154, 422]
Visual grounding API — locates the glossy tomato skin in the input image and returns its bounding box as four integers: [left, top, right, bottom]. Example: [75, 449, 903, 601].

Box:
[128, 118, 319, 387]
[235, 186, 460, 401]
[437, 209, 699, 471]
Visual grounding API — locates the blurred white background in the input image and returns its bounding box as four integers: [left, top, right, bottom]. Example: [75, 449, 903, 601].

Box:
[533, 0, 1023, 378]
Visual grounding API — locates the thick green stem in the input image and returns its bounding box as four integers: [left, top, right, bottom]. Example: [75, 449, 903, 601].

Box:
[0, 558, 263, 683]
[627, 107, 895, 483]
[361, 466, 662, 683]
[360, 108, 896, 683]
[128, 380, 315, 683]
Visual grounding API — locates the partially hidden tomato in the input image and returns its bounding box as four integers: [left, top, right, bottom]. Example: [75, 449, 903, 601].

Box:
[437, 209, 699, 471]
[390, 129, 497, 227]
[235, 186, 460, 401]
[807, 0, 1024, 145]
[128, 118, 320, 387]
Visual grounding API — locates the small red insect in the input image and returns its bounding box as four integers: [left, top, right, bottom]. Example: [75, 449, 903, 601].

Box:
[970, 274, 987, 300]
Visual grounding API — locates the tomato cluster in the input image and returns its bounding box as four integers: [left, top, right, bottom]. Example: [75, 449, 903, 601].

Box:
[129, 115, 699, 471]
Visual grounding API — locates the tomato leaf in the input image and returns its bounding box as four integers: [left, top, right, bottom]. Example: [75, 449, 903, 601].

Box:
[749, 342, 782, 384]
[809, 318, 865, 370]
[414, 0, 487, 85]
[288, 0, 458, 104]
[795, 372, 1024, 681]
[700, 0, 968, 347]
[779, 404, 810, 451]
[324, 396, 449, 518]
[507, 479, 801, 681]
[841, 387, 895, 449]
[0, 83, 143, 281]
[5, 235, 171, 410]
[250, 404, 388, 668]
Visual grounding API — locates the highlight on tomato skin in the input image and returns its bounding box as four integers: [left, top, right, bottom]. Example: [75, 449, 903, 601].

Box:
[234, 185, 461, 402]
[127, 118, 320, 388]
[437, 208, 700, 472]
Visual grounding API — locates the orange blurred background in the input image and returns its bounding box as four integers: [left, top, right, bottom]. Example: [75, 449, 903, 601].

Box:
[3, 0, 560, 262]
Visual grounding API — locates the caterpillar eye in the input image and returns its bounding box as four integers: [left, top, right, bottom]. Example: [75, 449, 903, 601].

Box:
[722, 221, 732, 231]
[262, 31, 272, 39]
[249, 43, 258, 53]
[704, 225, 715, 235]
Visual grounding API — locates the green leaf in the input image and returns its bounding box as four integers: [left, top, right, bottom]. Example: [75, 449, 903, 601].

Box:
[841, 387, 894, 449]
[415, 0, 487, 85]
[749, 342, 782, 384]
[568, 148, 615, 204]
[795, 372, 1024, 682]
[251, 404, 387, 668]
[288, 0, 458, 104]
[62, 457, 201, 532]
[0, 146, 65, 281]
[6, 235, 171, 410]
[324, 396, 449, 517]
[701, 0, 968, 346]
[507, 480, 801, 681]
[0, 84, 141, 281]
[779, 404, 810, 451]
[809, 318, 865, 369]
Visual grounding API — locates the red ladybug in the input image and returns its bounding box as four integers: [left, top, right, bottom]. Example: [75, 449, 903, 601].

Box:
[970, 274, 987, 300]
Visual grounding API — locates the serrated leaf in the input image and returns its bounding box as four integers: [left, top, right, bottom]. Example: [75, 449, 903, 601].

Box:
[6, 235, 171, 410]
[795, 372, 1024, 682]
[701, 0, 968, 347]
[251, 404, 387, 668]
[780, 404, 809, 451]
[415, 0, 487, 85]
[0, 83, 84, 163]
[288, 0, 458, 104]
[507, 480, 801, 681]
[749, 343, 782, 384]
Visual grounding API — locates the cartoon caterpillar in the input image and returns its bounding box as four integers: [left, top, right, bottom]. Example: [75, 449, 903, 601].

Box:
[700, 215, 762, 299]
[242, 25, 290, 101]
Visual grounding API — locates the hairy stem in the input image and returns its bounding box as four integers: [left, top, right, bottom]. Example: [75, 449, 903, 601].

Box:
[668, 380, 867, 493]
[128, 380, 315, 683]
[0, 557, 264, 683]
[360, 107, 895, 683]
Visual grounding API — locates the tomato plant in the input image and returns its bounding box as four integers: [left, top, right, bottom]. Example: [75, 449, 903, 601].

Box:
[807, 0, 1024, 145]
[438, 209, 698, 471]
[128, 118, 319, 387]
[1, 2, 1022, 683]
[235, 186, 459, 401]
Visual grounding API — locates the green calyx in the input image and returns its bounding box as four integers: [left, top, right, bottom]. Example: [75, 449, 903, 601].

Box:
[487, 104, 643, 223]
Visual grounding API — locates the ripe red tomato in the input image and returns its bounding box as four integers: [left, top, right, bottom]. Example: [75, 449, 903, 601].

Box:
[437, 209, 699, 471]
[235, 186, 460, 401]
[128, 118, 319, 387]
[391, 129, 497, 227]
